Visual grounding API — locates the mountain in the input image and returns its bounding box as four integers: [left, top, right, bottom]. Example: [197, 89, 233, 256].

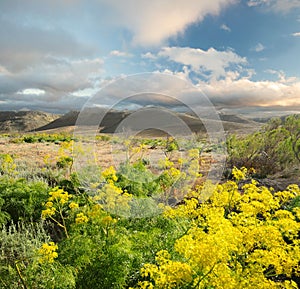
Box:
[33, 108, 262, 135]
[0, 111, 60, 133]
[34, 109, 131, 132]
[0, 108, 264, 135]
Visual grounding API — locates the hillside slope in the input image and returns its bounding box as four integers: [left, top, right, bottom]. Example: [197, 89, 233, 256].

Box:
[34, 109, 262, 135]
[0, 111, 60, 133]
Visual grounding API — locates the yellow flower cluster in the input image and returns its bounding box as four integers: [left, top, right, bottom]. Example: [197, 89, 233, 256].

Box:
[69, 202, 79, 210]
[41, 207, 56, 218]
[59, 140, 74, 151]
[166, 167, 181, 179]
[38, 242, 58, 264]
[139, 250, 193, 288]
[101, 215, 116, 225]
[232, 166, 248, 181]
[188, 148, 199, 159]
[0, 154, 17, 175]
[93, 182, 132, 216]
[101, 166, 118, 183]
[75, 213, 89, 224]
[158, 158, 174, 169]
[137, 168, 300, 289]
[48, 187, 71, 204]
[41, 187, 72, 219]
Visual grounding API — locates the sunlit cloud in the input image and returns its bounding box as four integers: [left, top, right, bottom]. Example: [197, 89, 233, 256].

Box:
[200, 77, 300, 107]
[101, 0, 236, 45]
[158, 47, 247, 80]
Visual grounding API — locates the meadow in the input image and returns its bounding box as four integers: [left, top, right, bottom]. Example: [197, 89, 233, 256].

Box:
[0, 115, 299, 289]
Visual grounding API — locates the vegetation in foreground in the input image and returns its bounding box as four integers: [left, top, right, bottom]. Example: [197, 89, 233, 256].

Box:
[0, 115, 299, 289]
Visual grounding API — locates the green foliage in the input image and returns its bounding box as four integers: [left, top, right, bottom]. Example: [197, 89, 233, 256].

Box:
[0, 177, 48, 223]
[227, 114, 300, 177]
[11, 133, 75, 144]
[95, 134, 112, 142]
[0, 221, 51, 287]
[116, 160, 161, 197]
[0, 198, 10, 226]
[58, 173, 82, 195]
[56, 156, 73, 169]
[141, 138, 166, 148]
[165, 137, 179, 153]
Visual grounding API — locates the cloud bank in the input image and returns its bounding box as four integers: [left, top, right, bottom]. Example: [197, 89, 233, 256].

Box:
[0, 0, 299, 114]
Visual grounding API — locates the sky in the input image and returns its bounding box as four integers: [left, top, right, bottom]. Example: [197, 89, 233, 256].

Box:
[0, 0, 300, 116]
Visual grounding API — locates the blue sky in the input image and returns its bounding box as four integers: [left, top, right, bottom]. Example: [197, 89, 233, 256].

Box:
[0, 0, 300, 114]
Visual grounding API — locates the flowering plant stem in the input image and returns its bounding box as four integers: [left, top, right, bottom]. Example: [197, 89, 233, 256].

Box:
[49, 214, 69, 238]
[15, 261, 28, 289]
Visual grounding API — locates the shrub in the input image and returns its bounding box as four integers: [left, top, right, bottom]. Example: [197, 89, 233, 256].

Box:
[0, 178, 48, 223]
[227, 114, 300, 177]
[136, 169, 300, 289]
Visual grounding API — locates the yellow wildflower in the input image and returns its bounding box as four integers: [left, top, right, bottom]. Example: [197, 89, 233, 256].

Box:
[232, 166, 247, 181]
[38, 242, 58, 263]
[41, 207, 56, 219]
[75, 213, 89, 224]
[45, 201, 53, 208]
[101, 166, 118, 182]
[69, 202, 79, 209]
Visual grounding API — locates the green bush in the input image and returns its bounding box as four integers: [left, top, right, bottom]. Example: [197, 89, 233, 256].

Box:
[0, 178, 48, 223]
[227, 114, 300, 177]
[116, 161, 161, 197]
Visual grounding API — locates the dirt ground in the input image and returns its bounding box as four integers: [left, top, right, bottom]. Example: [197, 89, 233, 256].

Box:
[0, 136, 215, 179]
[1, 136, 298, 192]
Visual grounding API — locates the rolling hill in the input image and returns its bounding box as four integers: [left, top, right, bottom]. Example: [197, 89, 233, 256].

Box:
[0, 108, 264, 135]
[0, 111, 60, 133]
[33, 108, 262, 136]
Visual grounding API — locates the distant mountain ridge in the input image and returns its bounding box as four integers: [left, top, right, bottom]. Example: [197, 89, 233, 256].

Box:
[0, 111, 60, 133]
[32, 109, 262, 135]
[0, 109, 265, 135]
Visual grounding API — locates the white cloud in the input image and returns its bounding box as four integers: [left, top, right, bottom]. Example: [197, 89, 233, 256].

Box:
[220, 24, 231, 32]
[141, 52, 157, 60]
[109, 50, 132, 57]
[17, 88, 45, 96]
[292, 32, 300, 37]
[200, 76, 300, 107]
[247, 0, 269, 7]
[252, 43, 265, 52]
[101, 0, 236, 45]
[149, 56, 300, 109]
[265, 69, 297, 83]
[72, 87, 98, 97]
[158, 47, 247, 80]
[247, 0, 300, 12]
